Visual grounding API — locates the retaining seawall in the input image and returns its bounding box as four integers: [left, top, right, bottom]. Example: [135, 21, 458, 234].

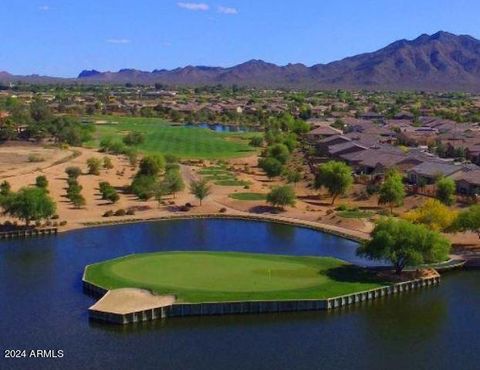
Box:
[84, 274, 440, 325]
[0, 227, 58, 240]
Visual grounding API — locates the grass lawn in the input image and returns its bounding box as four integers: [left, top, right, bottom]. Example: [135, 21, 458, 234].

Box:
[229, 192, 267, 201]
[84, 252, 388, 303]
[199, 165, 250, 187]
[86, 116, 257, 159]
[337, 210, 374, 219]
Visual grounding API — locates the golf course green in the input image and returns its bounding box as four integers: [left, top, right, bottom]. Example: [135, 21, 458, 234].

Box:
[88, 116, 257, 159]
[84, 252, 388, 303]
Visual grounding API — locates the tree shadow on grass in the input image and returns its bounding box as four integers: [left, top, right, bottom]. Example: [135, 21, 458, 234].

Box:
[325, 265, 387, 284]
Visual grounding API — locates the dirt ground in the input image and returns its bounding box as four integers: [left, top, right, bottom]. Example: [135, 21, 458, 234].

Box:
[0, 143, 478, 254]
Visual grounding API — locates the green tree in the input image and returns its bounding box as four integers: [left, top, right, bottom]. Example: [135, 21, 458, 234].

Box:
[267, 143, 290, 164]
[378, 170, 406, 213]
[357, 218, 450, 274]
[162, 170, 185, 198]
[98, 182, 119, 203]
[65, 166, 82, 179]
[451, 205, 480, 238]
[190, 179, 211, 206]
[67, 182, 83, 199]
[266, 185, 296, 210]
[70, 193, 86, 208]
[35, 175, 48, 189]
[30, 98, 52, 123]
[436, 176, 455, 206]
[1, 187, 56, 226]
[87, 157, 102, 175]
[154, 182, 168, 206]
[259, 157, 283, 179]
[130, 175, 158, 200]
[138, 154, 165, 177]
[0, 180, 11, 196]
[249, 136, 264, 147]
[314, 161, 353, 205]
[284, 168, 302, 186]
[124, 148, 139, 167]
[104, 188, 119, 203]
[403, 199, 457, 232]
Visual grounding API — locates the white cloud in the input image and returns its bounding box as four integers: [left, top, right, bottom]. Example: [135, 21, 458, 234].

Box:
[38, 5, 49, 11]
[177, 2, 209, 11]
[218, 6, 238, 14]
[106, 39, 131, 44]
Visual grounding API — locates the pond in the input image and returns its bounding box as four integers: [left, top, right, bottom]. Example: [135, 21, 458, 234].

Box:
[0, 219, 479, 370]
[184, 122, 257, 132]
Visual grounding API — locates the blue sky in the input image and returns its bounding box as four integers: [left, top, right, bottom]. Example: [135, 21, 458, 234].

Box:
[2, 0, 480, 77]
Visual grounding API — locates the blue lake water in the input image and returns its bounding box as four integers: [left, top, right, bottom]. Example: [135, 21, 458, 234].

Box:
[184, 123, 256, 132]
[0, 219, 479, 370]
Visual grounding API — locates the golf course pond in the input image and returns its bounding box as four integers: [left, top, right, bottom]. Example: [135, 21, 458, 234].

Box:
[1, 218, 480, 370]
[184, 122, 256, 132]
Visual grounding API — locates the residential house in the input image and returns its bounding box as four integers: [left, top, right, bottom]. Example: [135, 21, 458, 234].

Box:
[328, 141, 368, 157]
[340, 146, 407, 177]
[306, 124, 343, 142]
[450, 167, 480, 195]
[407, 161, 463, 185]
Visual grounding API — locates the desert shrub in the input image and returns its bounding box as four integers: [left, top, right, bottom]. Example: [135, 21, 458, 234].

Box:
[98, 181, 119, 203]
[70, 193, 86, 208]
[65, 166, 82, 179]
[165, 163, 180, 172]
[164, 154, 179, 164]
[35, 175, 48, 189]
[103, 210, 114, 217]
[103, 156, 114, 169]
[123, 131, 145, 146]
[114, 209, 126, 216]
[28, 153, 45, 163]
[87, 157, 102, 175]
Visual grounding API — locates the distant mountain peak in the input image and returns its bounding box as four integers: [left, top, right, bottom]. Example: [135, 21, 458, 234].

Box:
[78, 70, 101, 78]
[5, 32, 480, 91]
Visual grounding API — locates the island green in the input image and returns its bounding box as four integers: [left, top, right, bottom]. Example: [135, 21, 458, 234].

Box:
[84, 251, 388, 303]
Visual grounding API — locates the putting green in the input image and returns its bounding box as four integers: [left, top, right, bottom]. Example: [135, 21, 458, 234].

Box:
[84, 252, 387, 303]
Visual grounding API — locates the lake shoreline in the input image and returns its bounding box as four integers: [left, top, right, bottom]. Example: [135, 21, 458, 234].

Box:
[58, 211, 370, 243]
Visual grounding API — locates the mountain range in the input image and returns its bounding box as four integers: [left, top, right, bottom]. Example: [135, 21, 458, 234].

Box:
[2, 31, 480, 91]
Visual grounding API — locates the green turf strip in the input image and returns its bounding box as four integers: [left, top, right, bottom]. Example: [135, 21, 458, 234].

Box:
[229, 192, 267, 201]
